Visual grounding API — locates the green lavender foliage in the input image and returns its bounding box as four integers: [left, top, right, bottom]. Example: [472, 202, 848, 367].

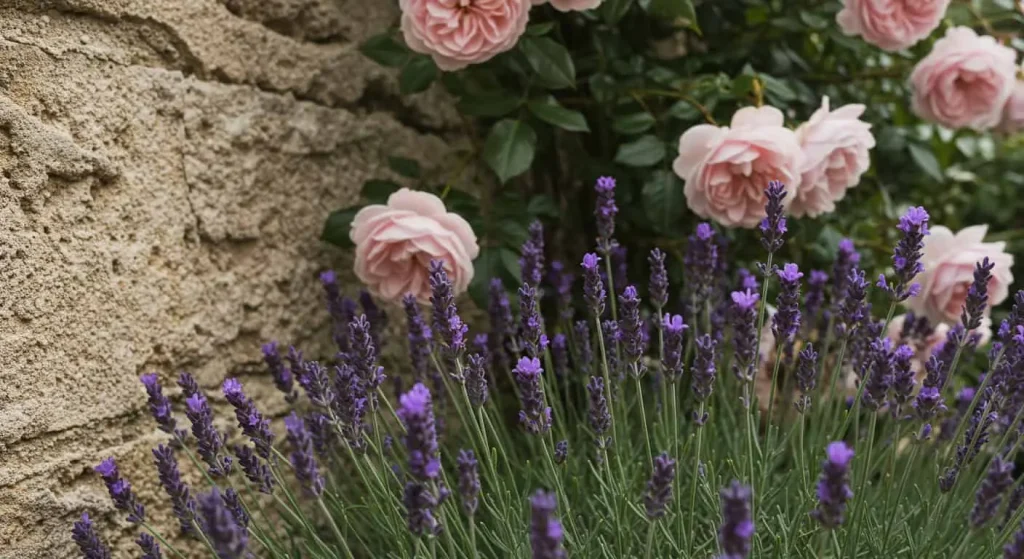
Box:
[80, 189, 1024, 559]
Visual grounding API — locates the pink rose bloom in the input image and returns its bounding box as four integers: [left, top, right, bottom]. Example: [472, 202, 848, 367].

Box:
[906, 225, 1014, 325]
[837, 0, 950, 51]
[531, 0, 601, 10]
[350, 188, 479, 302]
[790, 98, 875, 218]
[400, 0, 531, 71]
[909, 27, 1018, 131]
[998, 79, 1024, 134]
[673, 106, 803, 228]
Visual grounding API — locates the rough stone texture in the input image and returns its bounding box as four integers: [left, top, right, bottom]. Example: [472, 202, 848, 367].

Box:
[0, 1, 463, 556]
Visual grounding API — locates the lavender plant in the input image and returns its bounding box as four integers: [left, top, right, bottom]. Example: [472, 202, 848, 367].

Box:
[76, 180, 1024, 559]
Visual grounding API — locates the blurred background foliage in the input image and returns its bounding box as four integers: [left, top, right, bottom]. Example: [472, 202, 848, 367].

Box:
[327, 0, 1024, 313]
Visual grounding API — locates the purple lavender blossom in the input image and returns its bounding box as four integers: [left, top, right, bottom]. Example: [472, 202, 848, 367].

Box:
[234, 444, 274, 494]
[555, 440, 568, 465]
[222, 378, 274, 459]
[514, 357, 552, 434]
[772, 263, 803, 344]
[95, 458, 145, 523]
[359, 289, 387, 352]
[1007, 522, 1024, 559]
[890, 344, 916, 412]
[619, 286, 646, 376]
[611, 245, 628, 291]
[718, 481, 754, 559]
[153, 445, 197, 535]
[595, 176, 618, 254]
[551, 334, 569, 380]
[198, 488, 248, 559]
[222, 488, 250, 529]
[429, 260, 462, 352]
[574, 320, 594, 377]
[140, 373, 185, 441]
[684, 223, 718, 314]
[662, 314, 687, 382]
[941, 407, 996, 492]
[136, 533, 161, 559]
[737, 268, 759, 292]
[649, 248, 669, 309]
[582, 253, 606, 316]
[729, 290, 759, 384]
[306, 413, 336, 463]
[530, 490, 567, 559]
[691, 334, 717, 416]
[283, 346, 302, 403]
[913, 384, 947, 422]
[811, 441, 855, 529]
[262, 341, 296, 401]
[804, 270, 828, 330]
[836, 269, 869, 337]
[878, 207, 929, 302]
[759, 181, 787, 254]
[350, 313, 387, 398]
[333, 363, 368, 451]
[830, 239, 861, 311]
[971, 456, 1015, 528]
[465, 353, 489, 408]
[177, 371, 200, 398]
[488, 278, 514, 373]
[457, 449, 480, 515]
[963, 258, 996, 330]
[403, 294, 433, 382]
[183, 392, 232, 477]
[861, 338, 894, 411]
[587, 376, 612, 452]
[602, 320, 621, 381]
[320, 270, 356, 354]
[549, 260, 575, 320]
[284, 412, 324, 496]
[403, 482, 440, 536]
[644, 452, 677, 519]
[520, 283, 543, 358]
[794, 344, 819, 413]
[72, 513, 112, 559]
[399, 383, 441, 481]
[299, 360, 337, 412]
[521, 221, 546, 287]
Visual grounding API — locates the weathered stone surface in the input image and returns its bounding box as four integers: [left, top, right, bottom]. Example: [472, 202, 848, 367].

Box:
[0, 1, 461, 556]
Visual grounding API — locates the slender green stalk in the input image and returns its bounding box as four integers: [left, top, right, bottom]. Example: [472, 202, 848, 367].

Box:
[635, 374, 654, 470]
[140, 522, 188, 559]
[318, 496, 355, 559]
[845, 412, 878, 557]
[686, 403, 706, 548]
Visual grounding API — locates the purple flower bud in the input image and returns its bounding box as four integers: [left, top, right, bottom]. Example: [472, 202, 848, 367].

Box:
[619, 286, 646, 376]
[429, 260, 459, 349]
[350, 314, 386, 397]
[333, 363, 368, 452]
[582, 253, 606, 317]
[759, 181, 788, 254]
[587, 376, 612, 452]
[649, 248, 669, 309]
[403, 481, 441, 536]
[320, 270, 356, 354]
[861, 338, 894, 411]
[718, 480, 754, 558]
[198, 488, 248, 559]
[1006, 522, 1024, 559]
[404, 294, 433, 382]
[836, 269, 869, 337]
[399, 383, 441, 481]
[878, 206, 929, 302]
[811, 442, 855, 529]
[521, 221, 546, 287]
[804, 270, 828, 331]
[72, 513, 112, 559]
[177, 371, 200, 399]
[530, 490, 567, 559]
[644, 452, 677, 519]
[595, 176, 618, 254]
[140, 373, 186, 441]
[222, 378, 275, 460]
[235, 444, 274, 494]
[611, 245, 628, 292]
[889, 344, 916, 412]
[136, 533, 161, 559]
[684, 223, 718, 315]
[602, 320, 621, 381]
[691, 334, 717, 408]
[520, 283, 543, 358]
[794, 344, 819, 413]
[465, 353, 489, 408]
[971, 456, 1015, 528]
[729, 290, 759, 384]
[221, 488, 249, 529]
[738, 268, 759, 292]
[551, 334, 570, 380]
[457, 449, 480, 515]
[261, 341, 297, 402]
[184, 393, 232, 477]
[963, 258, 996, 331]
[299, 360, 337, 411]
[94, 458, 145, 523]
[574, 320, 594, 377]
[554, 440, 568, 465]
[662, 314, 688, 382]
[359, 289, 387, 353]
[830, 239, 861, 312]
[772, 263, 803, 344]
[488, 279, 514, 374]
[153, 445, 197, 535]
[284, 412, 324, 496]
[514, 357, 552, 434]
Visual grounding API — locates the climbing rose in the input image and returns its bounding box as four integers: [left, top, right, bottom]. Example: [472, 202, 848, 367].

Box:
[533, 0, 601, 11]
[836, 0, 950, 51]
[400, 0, 531, 71]
[998, 79, 1024, 135]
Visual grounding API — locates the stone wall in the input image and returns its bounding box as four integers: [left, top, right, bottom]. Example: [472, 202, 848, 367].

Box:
[0, 1, 460, 556]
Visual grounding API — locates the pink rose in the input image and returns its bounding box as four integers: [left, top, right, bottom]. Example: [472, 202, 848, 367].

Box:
[998, 79, 1024, 134]
[531, 0, 601, 10]
[910, 27, 1019, 131]
[400, 0, 531, 71]
[350, 188, 479, 302]
[906, 225, 1014, 325]
[673, 106, 803, 228]
[790, 98, 875, 218]
[837, 0, 950, 51]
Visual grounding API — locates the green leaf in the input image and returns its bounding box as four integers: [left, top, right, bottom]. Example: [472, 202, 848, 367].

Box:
[519, 37, 576, 90]
[496, 219, 530, 249]
[526, 22, 556, 36]
[359, 34, 409, 67]
[387, 157, 421, 179]
[614, 135, 666, 167]
[399, 56, 438, 94]
[759, 74, 796, 102]
[468, 247, 520, 309]
[612, 112, 656, 135]
[483, 120, 537, 183]
[527, 99, 590, 132]
[601, 0, 634, 24]
[646, 0, 699, 31]
[360, 180, 401, 204]
[908, 143, 944, 182]
[666, 100, 701, 121]
[589, 74, 617, 104]
[642, 170, 685, 235]
[527, 195, 560, 218]
[321, 206, 363, 248]
[457, 92, 522, 118]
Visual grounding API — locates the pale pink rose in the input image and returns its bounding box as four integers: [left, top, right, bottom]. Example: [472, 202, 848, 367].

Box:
[790, 97, 875, 218]
[997, 79, 1024, 134]
[836, 0, 950, 51]
[531, 0, 601, 10]
[906, 225, 1014, 325]
[400, 0, 531, 72]
[350, 188, 479, 302]
[673, 106, 803, 229]
[909, 27, 1018, 131]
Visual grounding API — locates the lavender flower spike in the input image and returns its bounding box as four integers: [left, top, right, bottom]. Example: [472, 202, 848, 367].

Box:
[811, 441, 855, 529]
[830, 239, 861, 312]
[140, 373, 185, 440]
[262, 341, 296, 401]
[399, 383, 441, 481]
[691, 335, 717, 419]
[198, 488, 249, 559]
[582, 253, 606, 317]
[730, 290, 759, 384]
[488, 278, 514, 374]
[684, 223, 718, 307]
[284, 412, 325, 496]
[457, 449, 480, 516]
[530, 490, 567, 559]
[465, 353, 489, 408]
[185, 392, 232, 477]
[794, 344, 819, 413]
[595, 176, 618, 254]
[403, 294, 433, 382]
[878, 206, 929, 302]
[1007, 520, 1024, 559]
[619, 285, 646, 376]
[514, 357, 552, 434]
[521, 220, 546, 287]
[520, 283, 543, 358]
[94, 458, 145, 523]
[222, 378, 275, 459]
[235, 444, 275, 494]
[662, 314, 687, 382]
[772, 263, 803, 344]
[644, 452, 677, 519]
[963, 258, 996, 330]
[153, 444, 197, 535]
[587, 376, 612, 453]
[971, 456, 1015, 529]
[549, 260, 575, 320]
[136, 533, 162, 559]
[72, 513, 112, 559]
[649, 248, 669, 309]
[889, 344, 916, 413]
[804, 270, 828, 329]
[718, 481, 754, 559]
[760, 181, 788, 253]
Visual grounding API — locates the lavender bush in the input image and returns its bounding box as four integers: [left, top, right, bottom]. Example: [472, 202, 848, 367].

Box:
[77, 180, 1024, 559]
